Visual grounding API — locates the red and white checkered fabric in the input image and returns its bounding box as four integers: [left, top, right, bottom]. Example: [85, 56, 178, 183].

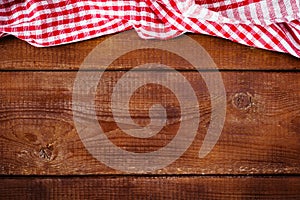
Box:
[1, 0, 300, 57]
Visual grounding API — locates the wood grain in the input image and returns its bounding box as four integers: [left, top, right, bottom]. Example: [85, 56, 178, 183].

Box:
[0, 34, 299, 71]
[1, 33, 300, 199]
[1, 176, 300, 199]
[1, 71, 299, 175]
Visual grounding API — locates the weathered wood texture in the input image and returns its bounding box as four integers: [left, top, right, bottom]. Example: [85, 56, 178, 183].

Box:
[1, 176, 300, 199]
[1, 33, 299, 199]
[1, 71, 299, 175]
[0, 34, 299, 71]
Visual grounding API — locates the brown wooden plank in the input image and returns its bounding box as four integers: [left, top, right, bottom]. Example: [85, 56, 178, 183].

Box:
[1, 176, 300, 199]
[0, 71, 299, 175]
[0, 33, 299, 71]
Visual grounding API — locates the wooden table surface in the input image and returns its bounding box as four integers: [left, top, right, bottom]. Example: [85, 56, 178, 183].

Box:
[0, 33, 299, 199]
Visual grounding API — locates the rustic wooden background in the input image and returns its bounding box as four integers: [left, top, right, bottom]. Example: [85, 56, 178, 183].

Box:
[0, 32, 299, 199]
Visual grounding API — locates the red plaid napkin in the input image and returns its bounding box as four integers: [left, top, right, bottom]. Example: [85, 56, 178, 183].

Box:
[1, 0, 300, 57]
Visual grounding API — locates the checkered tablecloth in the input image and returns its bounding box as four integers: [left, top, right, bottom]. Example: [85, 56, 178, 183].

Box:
[1, 0, 299, 57]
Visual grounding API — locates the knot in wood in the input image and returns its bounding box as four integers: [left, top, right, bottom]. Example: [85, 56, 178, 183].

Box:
[232, 92, 252, 110]
[39, 144, 54, 161]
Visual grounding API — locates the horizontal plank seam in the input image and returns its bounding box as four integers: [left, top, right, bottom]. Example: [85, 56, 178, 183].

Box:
[0, 69, 299, 72]
[1, 174, 300, 179]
